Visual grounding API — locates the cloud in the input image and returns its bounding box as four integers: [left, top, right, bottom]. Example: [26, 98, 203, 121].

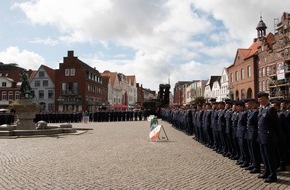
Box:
[0, 47, 45, 70]
[29, 37, 59, 46]
[12, 0, 290, 91]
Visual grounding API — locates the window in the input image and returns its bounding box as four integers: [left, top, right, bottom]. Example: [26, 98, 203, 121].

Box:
[259, 70, 261, 77]
[235, 71, 239, 81]
[222, 75, 226, 83]
[39, 90, 44, 99]
[2, 82, 6, 87]
[31, 91, 35, 98]
[263, 80, 266, 91]
[261, 81, 265, 91]
[241, 68, 244, 80]
[15, 91, 20, 100]
[35, 80, 40, 87]
[65, 69, 70, 76]
[266, 67, 270, 76]
[73, 83, 78, 93]
[62, 83, 66, 93]
[247, 66, 251, 77]
[265, 80, 269, 90]
[8, 91, 13, 100]
[2, 92, 7, 100]
[48, 90, 54, 99]
[262, 67, 266, 77]
[39, 71, 45, 78]
[70, 68, 75, 76]
[43, 80, 48, 87]
[230, 73, 233, 82]
[48, 103, 54, 112]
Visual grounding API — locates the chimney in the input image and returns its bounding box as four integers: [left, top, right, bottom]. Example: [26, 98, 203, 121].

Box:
[68, 50, 74, 57]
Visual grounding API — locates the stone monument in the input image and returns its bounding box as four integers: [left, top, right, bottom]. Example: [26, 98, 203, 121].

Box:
[12, 71, 39, 130]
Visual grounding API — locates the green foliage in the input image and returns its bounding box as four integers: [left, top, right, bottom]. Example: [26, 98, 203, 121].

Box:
[193, 96, 206, 105]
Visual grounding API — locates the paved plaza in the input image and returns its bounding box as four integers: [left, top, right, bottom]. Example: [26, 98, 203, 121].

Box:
[0, 120, 290, 190]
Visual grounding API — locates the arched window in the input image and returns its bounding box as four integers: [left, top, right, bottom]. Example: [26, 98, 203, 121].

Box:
[241, 89, 246, 99]
[235, 71, 239, 81]
[247, 66, 251, 77]
[2, 92, 7, 100]
[241, 68, 244, 79]
[247, 88, 252, 98]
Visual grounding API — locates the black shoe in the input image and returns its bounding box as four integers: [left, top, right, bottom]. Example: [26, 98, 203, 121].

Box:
[236, 161, 243, 165]
[264, 177, 277, 183]
[277, 166, 286, 172]
[258, 174, 269, 179]
[245, 166, 254, 170]
[225, 153, 232, 157]
[250, 168, 261, 174]
[240, 162, 249, 168]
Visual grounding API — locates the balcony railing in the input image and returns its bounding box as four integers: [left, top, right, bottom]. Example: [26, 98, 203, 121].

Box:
[57, 99, 82, 105]
[61, 90, 78, 95]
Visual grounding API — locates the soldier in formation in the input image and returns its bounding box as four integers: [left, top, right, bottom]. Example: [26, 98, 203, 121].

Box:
[160, 91, 290, 183]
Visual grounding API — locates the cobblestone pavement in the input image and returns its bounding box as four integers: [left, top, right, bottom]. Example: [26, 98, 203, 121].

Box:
[1, 120, 290, 190]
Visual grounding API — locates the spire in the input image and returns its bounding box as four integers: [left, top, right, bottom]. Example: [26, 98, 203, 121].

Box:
[256, 16, 267, 40]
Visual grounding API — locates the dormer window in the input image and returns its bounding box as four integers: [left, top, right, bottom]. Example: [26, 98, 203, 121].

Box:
[39, 71, 45, 78]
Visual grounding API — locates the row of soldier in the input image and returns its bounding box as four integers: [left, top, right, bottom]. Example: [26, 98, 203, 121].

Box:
[34, 110, 145, 123]
[0, 113, 15, 125]
[160, 92, 290, 183]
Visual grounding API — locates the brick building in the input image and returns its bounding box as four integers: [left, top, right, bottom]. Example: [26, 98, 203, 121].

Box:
[173, 81, 192, 105]
[262, 12, 290, 98]
[55, 51, 107, 112]
[226, 17, 270, 100]
[0, 63, 26, 108]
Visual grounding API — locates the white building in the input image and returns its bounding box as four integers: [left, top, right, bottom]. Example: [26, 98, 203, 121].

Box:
[30, 65, 55, 112]
[220, 67, 230, 101]
[101, 71, 137, 107]
[204, 76, 221, 101]
[212, 78, 221, 101]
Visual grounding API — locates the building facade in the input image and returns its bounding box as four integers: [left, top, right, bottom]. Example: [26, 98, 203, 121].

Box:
[101, 71, 137, 107]
[265, 12, 290, 98]
[0, 63, 25, 108]
[55, 51, 107, 112]
[173, 81, 192, 105]
[204, 76, 220, 101]
[227, 39, 260, 100]
[30, 65, 56, 112]
[220, 68, 230, 101]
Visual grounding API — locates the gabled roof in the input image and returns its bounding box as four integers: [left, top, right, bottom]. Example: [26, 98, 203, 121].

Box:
[42, 65, 56, 83]
[228, 39, 262, 69]
[245, 40, 262, 59]
[127, 75, 136, 86]
[0, 64, 26, 84]
[205, 75, 221, 90]
[29, 70, 37, 82]
[101, 71, 118, 87]
[101, 76, 110, 87]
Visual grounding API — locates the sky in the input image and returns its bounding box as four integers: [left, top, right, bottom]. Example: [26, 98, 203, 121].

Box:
[0, 0, 289, 91]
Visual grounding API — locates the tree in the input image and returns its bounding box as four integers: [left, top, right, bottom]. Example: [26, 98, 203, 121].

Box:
[194, 96, 206, 105]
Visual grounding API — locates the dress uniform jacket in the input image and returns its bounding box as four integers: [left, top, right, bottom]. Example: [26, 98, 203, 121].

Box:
[236, 111, 248, 139]
[247, 109, 258, 140]
[258, 105, 279, 145]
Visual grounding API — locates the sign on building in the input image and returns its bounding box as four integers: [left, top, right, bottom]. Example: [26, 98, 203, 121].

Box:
[276, 62, 285, 80]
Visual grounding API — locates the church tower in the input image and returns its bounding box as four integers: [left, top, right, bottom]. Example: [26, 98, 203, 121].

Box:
[256, 16, 267, 40]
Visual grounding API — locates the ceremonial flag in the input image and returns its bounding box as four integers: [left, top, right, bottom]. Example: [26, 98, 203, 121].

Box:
[149, 124, 161, 141]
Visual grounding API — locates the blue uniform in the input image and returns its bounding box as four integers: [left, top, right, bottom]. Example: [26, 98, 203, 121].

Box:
[258, 104, 279, 181]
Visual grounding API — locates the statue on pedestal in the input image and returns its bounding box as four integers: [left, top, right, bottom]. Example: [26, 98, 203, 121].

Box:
[20, 71, 33, 99]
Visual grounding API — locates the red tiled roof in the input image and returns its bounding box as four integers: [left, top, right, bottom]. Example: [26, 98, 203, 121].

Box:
[101, 71, 117, 86]
[29, 70, 37, 82]
[127, 75, 136, 86]
[42, 65, 56, 83]
[245, 40, 262, 59]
